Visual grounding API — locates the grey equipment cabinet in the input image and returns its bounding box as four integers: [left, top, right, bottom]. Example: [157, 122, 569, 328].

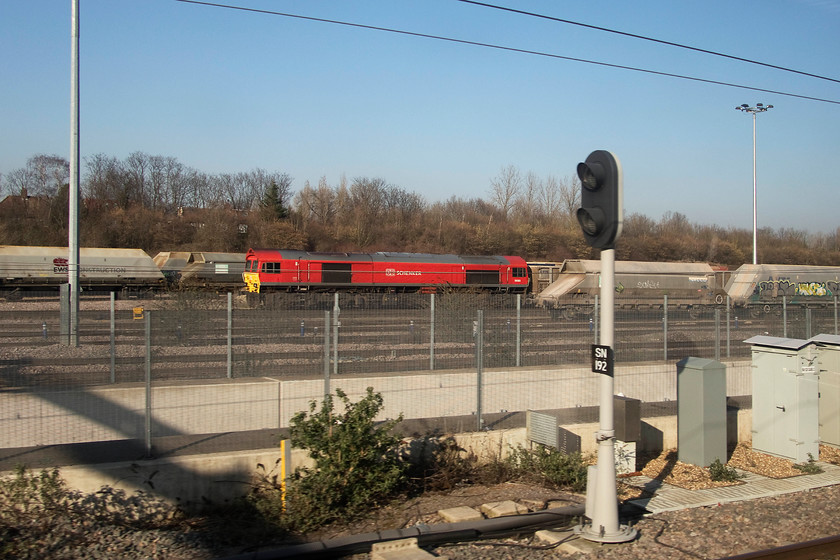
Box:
[676, 357, 727, 467]
[811, 334, 840, 448]
[744, 336, 820, 463]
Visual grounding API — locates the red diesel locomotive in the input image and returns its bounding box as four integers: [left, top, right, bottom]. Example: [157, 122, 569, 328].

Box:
[243, 249, 530, 294]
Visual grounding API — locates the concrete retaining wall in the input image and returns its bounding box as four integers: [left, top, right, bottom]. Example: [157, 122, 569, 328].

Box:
[1, 360, 750, 448]
[46, 407, 754, 511]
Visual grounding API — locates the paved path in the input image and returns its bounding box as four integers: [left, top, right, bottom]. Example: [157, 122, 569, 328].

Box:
[623, 461, 840, 513]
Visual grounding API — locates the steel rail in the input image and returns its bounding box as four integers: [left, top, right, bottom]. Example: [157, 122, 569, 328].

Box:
[721, 534, 840, 560]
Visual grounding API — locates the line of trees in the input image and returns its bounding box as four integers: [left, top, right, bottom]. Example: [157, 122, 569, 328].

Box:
[1, 153, 838, 267]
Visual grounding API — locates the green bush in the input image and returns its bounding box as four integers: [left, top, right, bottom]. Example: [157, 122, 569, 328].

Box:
[269, 387, 407, 532]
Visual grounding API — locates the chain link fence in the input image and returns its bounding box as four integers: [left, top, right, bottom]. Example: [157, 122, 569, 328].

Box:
[1, 291, 838, 461]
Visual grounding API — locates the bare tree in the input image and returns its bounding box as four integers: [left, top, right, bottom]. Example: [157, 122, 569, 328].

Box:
[489, 164, 521, 219]
[4, 154, 69, 198]
[514, 171, 540, 221]
[294, 176, 337, 224]
[83, 153, 131, 206]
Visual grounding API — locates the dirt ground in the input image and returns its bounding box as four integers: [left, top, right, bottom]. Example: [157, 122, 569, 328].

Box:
[309, 442, 840, 543]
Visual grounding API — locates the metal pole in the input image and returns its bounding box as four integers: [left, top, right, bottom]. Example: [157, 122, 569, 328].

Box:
[144, 311, 152, 458]
[736, 103, 773, 265]
[68, 0, 81, 347]
[752, 111, 757, 265]
[516, 294, 521, 367]
[726, 296, 731, 358]
[429, 293, 435, 370]
[835, 296, 838, 335]
[663, 295, 669, 362]
[227, 292, 233, 379]
[714, 308, 721, 362]
[783, 296, 788, 338]
[806, 308, 813, 340]
[476, 310, 484, 431]
[594, 295, 599, 344]
[579, 248, 634, 542]
[324, 310, 331, 399]
[110, 292, 115, 383]
[333, 293, 339, 376]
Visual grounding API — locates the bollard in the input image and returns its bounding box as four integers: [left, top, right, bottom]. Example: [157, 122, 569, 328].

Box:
[506, 318, 511, 332]
[42, 322, 47, 339]
[735, 316, 739, 329]
[589, 317, 594, 332]
[300, 321, 305, 337]
[176, 323, 182, 342]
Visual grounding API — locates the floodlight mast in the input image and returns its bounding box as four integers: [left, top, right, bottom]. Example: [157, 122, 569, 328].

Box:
[735, 103, 774, 265]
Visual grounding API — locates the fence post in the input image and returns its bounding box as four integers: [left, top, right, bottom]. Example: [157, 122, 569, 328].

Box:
[806, 307, 813, 340]
[333, 294, 340, 376]
[476, 309, 484, 431]
[144, 310, 152, 458]
[835, 296, 838, 335]
[110, 291, 116, 384]
[429, 293, 436, 370]
[324, 310, 331, 399]
[783, 296, 788, 338]
[726, 296, 731, 358]
[594, 295, 599, 344]
[714, 308, 721, 362]
[227, 292, 233, 379]
[516, 294, 521, 367]
[663, 295, 668, 362]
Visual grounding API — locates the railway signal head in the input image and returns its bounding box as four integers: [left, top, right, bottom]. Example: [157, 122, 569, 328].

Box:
[576, 149, 623, 249]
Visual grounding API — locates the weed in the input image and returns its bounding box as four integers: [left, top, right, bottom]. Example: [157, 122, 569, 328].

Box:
[505, 444, 590, 492]
[709, 459, 745, 482]
[793, 453, 824, 474]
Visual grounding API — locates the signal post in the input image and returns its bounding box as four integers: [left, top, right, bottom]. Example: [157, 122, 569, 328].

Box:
[574, 150, 636, 543]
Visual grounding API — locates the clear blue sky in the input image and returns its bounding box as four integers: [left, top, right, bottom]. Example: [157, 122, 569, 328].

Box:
[2, 0, 839, 234]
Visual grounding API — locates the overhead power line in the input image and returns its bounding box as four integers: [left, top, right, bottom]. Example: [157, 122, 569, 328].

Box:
[175, 0, 840, 105]
[458, 0, 840, 85]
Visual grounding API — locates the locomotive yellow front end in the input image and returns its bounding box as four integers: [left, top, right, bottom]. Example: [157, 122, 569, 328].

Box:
[243, 271, 261, 293]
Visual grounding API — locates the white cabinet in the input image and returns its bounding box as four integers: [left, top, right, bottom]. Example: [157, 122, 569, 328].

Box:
[745, 336, 820, 463]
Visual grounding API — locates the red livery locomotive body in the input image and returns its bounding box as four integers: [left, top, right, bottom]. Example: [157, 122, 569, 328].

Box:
[243, 249, 529, 294]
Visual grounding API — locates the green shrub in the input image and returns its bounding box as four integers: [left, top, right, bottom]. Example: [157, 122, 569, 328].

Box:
[269, 387, 407, 532]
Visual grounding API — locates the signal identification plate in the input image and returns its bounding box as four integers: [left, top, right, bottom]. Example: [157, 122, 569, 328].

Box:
[591, 344, 613, 376]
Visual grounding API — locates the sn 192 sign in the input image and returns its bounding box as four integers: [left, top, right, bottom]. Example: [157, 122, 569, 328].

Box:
[591, 344, 613, 376]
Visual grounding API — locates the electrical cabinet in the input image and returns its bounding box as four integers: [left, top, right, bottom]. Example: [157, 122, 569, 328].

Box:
[811, 334, 840, 448]
[745, 336, 820, 463]
[676, 357, 727, 467]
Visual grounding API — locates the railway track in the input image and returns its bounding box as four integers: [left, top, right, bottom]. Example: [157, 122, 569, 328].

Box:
[722, 534, 840, 559]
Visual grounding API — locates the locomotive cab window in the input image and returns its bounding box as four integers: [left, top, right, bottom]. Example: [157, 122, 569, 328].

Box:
[512, 267, 527, 278]
[262, 262, 282, 273]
